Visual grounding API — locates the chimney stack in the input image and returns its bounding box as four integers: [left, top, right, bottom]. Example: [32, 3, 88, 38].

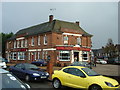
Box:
[49, 15, 53, 23]
[76, 21, 80, 26]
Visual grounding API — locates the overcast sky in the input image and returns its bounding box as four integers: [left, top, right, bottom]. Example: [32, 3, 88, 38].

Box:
[1, 2, 119, 49]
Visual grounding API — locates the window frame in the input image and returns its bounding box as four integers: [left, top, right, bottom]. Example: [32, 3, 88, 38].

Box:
[38, 36, 41, 45]
[31, 37, 35, 46]
[44, 34, 47, 45]
[77, 37, 81, 45]
[63, 36, 68, 45]
[59, 51, 70, 61]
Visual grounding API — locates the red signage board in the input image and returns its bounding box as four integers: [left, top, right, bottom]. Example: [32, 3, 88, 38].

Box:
[56, 46, 91, 51]
[12, 48, 27, 52]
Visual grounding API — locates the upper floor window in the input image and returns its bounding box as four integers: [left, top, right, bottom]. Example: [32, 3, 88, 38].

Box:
[21, 40, 24, 47]
[25, 39, 28, 47]
[63, 36, 68, 45]
[31, 37, 34, 46]
[44, 34, 47, 45]
[17, 40, 20, 48]
[14, 41, 17, 48]
[77, 37, 81, 45]
[38, 36, 40, 45]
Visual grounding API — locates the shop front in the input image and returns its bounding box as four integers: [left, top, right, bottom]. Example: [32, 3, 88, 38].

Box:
[56, 46, 91, 66]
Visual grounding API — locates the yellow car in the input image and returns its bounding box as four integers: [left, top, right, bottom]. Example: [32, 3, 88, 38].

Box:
[52, 66, 120, 90]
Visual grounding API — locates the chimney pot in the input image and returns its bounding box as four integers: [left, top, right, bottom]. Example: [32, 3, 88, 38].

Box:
[49, 15, 53, 22]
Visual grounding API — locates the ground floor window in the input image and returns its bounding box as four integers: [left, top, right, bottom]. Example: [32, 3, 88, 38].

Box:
[59, 51, 70, 61]
[9, 53, 13, 60]
[18, 52, 25, 60]
[82, 51, 88, 61]
[13, 52, 17, 60]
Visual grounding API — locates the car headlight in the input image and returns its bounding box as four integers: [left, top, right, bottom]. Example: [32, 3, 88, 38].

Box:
[46, 72, 49, 76]
[105, 82, 114, 87]
[33, 73, 40, 76]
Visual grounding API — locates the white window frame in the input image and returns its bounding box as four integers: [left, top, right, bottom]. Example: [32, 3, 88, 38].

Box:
[77, 37, 81, 45]
[18, 52, 25, 60]
[44, 34, 47, 45]
[34, 52, 36, 60]
[82, 51, 88, 61]
[59, 51, 70, 61]
[38, 52, 40, 59]
[9, 52, 13, 60]
[42, 51, 44, 59]
[28, 52, 30, 60]
[38, 36, 41, 45]
[21, 40, 24, 47]
[31, 37, 34, 46]
[17, 40, 20, 48]
[25, 39, 28, 47]
[14, 41, 17, 48]
[13, 52, 17, 60]
[63, 36, 68, 45]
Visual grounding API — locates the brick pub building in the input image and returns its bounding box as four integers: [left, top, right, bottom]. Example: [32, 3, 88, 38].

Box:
[5, 15, 93, 66]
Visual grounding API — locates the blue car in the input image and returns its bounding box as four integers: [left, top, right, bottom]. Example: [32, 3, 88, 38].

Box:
[9, 63, 49, 82]
[31, 59, 47, 66]
[0, 68, 30, 89]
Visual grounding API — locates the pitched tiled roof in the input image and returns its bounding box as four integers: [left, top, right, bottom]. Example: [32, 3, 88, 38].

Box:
[8, 19, 92, 40]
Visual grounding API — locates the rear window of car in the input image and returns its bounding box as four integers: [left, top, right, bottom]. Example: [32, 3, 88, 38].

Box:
[1, 73, 25, 89]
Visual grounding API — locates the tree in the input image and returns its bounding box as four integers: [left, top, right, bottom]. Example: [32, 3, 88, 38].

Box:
[0, 32, 14, 57]
[103, 38, 116, 58]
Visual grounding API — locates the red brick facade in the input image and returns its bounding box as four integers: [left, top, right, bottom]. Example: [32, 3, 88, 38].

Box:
[5, 15, 92, 66]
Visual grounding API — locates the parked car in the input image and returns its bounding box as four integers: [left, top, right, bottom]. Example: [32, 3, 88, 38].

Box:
[0, 57, 7, 69]
[0, 68, 30, 89]
[9, 63, 49, 81]
[96, 59, 107, 64]
[107, 57, 120, 64]
[31, 59, 47, 66]
[52, 66, 120, 89]
[70, 61, 93, 69]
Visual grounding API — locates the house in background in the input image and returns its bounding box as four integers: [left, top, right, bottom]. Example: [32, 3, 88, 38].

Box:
[92, 44, 120, 59]
[5, 15, 93, 66]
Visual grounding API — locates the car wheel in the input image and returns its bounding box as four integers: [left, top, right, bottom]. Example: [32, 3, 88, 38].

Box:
[25, 75, 30, 82]
[53, 79, 61, 89]
[89, 85, 102, 90]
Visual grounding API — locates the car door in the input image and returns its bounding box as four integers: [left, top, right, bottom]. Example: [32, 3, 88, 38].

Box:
[13, 64, 25, 79]
[63, 68, 88, 88]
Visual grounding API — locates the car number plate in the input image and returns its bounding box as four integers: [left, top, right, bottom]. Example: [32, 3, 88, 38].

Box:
[41, 76, 46, 78]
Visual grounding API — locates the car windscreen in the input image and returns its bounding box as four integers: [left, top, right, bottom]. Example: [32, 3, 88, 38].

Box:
[82, 68, 100, 76]
[25, 64, 39, 70]
[1, 73, 26, 89]
[73, 62, 87, 65]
